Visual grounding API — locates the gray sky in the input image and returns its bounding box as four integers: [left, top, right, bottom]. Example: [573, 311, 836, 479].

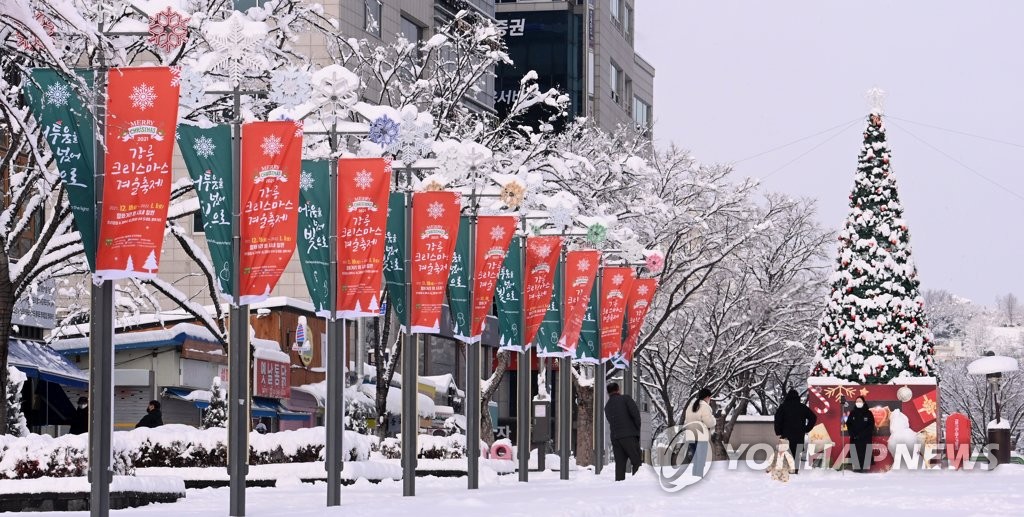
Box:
[635, 0, 1024, 307]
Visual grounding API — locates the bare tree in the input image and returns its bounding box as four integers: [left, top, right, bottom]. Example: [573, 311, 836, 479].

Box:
[996, 293, 1020, 327]
[938, 355, 1024, 449]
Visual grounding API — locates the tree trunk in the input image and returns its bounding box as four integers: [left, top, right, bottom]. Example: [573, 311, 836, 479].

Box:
[574, 379, 594, 467]
[0, 256, 14, 434]
[374, 296, 396, 441]
[479, 349, 510, 446]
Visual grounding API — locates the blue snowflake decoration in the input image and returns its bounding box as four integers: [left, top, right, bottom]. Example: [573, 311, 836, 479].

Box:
[368, 115, 400, 148]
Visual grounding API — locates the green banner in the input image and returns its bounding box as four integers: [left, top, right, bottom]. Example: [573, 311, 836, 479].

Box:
[496, 236, 523, 351]
[296, 160, 331, 316]
[575, 279, 600, 363]
[23, 68, 96, 269]
[447, 216, 472, 341]
[536, 259, 563, 357]
[177, 123, 234, 298]
[383, 191, 408, 327]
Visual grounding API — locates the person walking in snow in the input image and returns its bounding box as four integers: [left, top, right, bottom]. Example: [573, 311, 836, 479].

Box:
[683, 388, 715, 476]
[69, 396, 89, 435]
[846, 396, 876, 472]
[604, 382, 643, 481]
[135, 400, 164, 428]
[773, 389, 816, 474]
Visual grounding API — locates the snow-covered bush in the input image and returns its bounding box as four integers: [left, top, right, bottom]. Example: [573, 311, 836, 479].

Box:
[378, 434, 467, 460]
[201, 377, 227, 429]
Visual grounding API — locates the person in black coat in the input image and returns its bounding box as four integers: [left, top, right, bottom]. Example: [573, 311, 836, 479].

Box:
[135, 400, 164, 428]
[69, 396, 89, 435]
[846, 396, 876, 472]
[604, 382, 643, 481]
[773, 389, 817, 473]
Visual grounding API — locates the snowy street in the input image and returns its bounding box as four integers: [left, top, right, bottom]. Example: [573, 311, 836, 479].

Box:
[21, 464, 1024, 517]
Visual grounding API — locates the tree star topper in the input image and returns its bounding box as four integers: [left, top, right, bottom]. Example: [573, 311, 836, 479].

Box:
[866, 87, 886, 114]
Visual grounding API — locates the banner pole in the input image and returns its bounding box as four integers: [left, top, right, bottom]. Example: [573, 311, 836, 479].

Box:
[623, 366, 633, 397]
[228, 84, 250, 517]
[401, 184, 417, 497]
[594, 268, 605, 476]
[326, 126, 343, 506]
[518, 234, 531, 483]
[558, 244, 571, 480]
[466, 200, 480, 489]
[88, 59, 114, 517]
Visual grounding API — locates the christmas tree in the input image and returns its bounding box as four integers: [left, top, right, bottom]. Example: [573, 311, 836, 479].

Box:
[5, 366, 29, 436]
[811, 93, 935, 384]
[202, 376, 227, 428]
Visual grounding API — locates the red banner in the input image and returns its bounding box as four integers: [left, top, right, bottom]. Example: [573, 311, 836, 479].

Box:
[469, 215, 519, 342]
[600, 267, 634, 362]
[409, 191, 461, 333]
[558, 250, 600, 353]
[253, 358, 291, 399]
[945, 412, 971, 470]
[336, 158, 391, 318]
[239, 121, 302, 304]
[95, 67, 179, 281]
[523, 236, 563, 348]
[621, 278, 657, 365]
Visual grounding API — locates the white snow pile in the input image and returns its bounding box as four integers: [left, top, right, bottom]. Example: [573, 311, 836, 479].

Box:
[0, 475, 185, 495]
[967, 355, 1019, 375]
[988, 419, 1012, 430]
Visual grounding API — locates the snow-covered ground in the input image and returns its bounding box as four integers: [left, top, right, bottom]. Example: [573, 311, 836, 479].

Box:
[19, 462, 1024, 516]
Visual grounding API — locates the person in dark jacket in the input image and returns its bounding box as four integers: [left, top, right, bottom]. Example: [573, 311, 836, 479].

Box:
[135, 400, 164, 428]
[69, 397, 89, 435]
[773, 389, 817, 473]
[846, 396, 876, 472]
[605, 382, 643, 481]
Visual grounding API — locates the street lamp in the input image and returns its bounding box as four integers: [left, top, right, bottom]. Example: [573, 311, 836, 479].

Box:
[967, 350, 1019, 465]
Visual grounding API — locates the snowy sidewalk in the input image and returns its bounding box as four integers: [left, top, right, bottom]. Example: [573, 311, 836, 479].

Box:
[24, 463, 1024, 516]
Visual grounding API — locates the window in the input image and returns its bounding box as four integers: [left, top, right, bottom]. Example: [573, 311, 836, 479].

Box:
[624, 76, 633, 111]
[400, 15, 424, 43]
[609, 61, 622, 103]
[233, 0, 262, 11]
[587, 50, 595, 96]
[623, 4, 633, 41]
[193, 211, 204, 234]
[610, 0, 621, 22]
[364, 0, 382, 37]
[633, 97, 651, 128]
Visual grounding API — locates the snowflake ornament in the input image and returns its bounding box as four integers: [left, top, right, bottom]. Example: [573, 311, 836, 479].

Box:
[44, 82, 71, 108]
[309, 65, 359, 124]
[499, 180, 527, 209]
[391, 110, 433, 160]
[269, 68, 311, 109]
[130, 84, 157, 111]
[16, 11, 55, 51]
[368, 115, 400, 149]
[546, 204, 575, 232]
[193, 136, 216, 159]
[261, 134, 283, 157]
[148, 7, 189, 54]
[174, 66, 206, 108]
[489, 225, 506, 242]
[201, 11, 271, 86]
[586, 223, 607, 245]
[644, 251, 665, 273]
[299, 170, 315, 192]
[427, 201, 445, 219]
[354, 170, 373, 190]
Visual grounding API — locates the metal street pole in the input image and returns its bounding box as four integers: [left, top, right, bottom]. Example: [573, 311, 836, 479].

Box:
[401, 186, 418, 496]
[228, 85, 251, 517]
[326, 126, 345, 506]
[623, 366, 633, 397]
[517, 233, 530, 482]
[88, 61, 114, 517]
[593, 268, 605, 476]
[466, 209, 480, 489]
[558, 355, 571, 480]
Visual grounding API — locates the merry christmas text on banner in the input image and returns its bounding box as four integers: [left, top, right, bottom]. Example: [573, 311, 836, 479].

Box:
[619, 278, 657, 366]
[238, 121, 302, 305]
[336, 157, 391, 318]
[297, 160, 330, 316]
[574, 278, 600, 364]
[447, 216, 472, 341]
[599, 267, 634, 363]
[177, 123, 233, 298]
[558, 249, 600, 354]
[535, 257, 564, 358]
[23, 69, 97, 270]
[523, 236, 563, 348]
[496, 236, 524, 351]
[96, 67, 179, 281]
[469, 216, 518, 343]
[409, 191, 461, 333]
[383, 192, 408, 327]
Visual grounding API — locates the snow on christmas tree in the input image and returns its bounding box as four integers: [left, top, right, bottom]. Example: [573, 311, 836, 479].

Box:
[811, 90, 936, 384]
[202, 376, 228, 429]
[5, 366, 29, 436]
[143, 250, 159, 274]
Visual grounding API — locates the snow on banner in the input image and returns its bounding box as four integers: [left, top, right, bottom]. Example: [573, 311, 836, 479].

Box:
[409, 191, 461, 333]
[23, 68, 97, 270]
[239, 121, 301, 304]
[523, 236, 563, 348]
[619, 278, 657, 366]
[469, 216, 518, 343]
[496, 236, 524, 351]
[574, 279, 600, 364]
[447, 216, 472, 341]
[337, 158, 391, 318]
[383, 192, 408, 328]
[599, 267, 634, 362]
[297, 160, 330, 316]
[177, 123, 233, 297]
[535, 255, 564, 358]
[96, 67, 179, 281]
[558, 249, 600, 354]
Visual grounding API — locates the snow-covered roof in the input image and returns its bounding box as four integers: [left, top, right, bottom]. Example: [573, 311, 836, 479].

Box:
[51, 322, 221, 354]
[421, 374, 465, 398]
[7, 339, 88, 387]
[967, 355, 1019, 375]
[252, 338, 290, 364]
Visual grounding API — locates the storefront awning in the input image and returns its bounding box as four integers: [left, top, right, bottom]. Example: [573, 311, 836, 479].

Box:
[8, 339, 88, 389]
[162, 387, 309, 421]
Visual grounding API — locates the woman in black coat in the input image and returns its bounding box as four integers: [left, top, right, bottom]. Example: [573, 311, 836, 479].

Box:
[773, 389, 817, 473]
[846, 396, 876, 472]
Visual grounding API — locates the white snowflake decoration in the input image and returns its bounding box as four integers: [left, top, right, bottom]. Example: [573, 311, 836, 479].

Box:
[309, 65, 359, 124]
[193, 136, 216, 159]
[577, 258, 592, 272]
[534, 243, 552, 259]
[489, 225, 506, 242]
[201, 12, 271, 86]
[299, 170, 315, 192]
[130, 83, 157, 111]
[354, 170, 373, 190]
[44, 82, 71, 108]
[174, 66, 205, 108]
[546, 205, 574, 231]
[261, 134, 283, 157]
[148, 7, 189, 54]
[427, 201, 445, 219]
[391, 111, 433, 159]
[612, 274, 624, 286]
[269, 69, 311, 109]
[637, 284, 649, 296]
